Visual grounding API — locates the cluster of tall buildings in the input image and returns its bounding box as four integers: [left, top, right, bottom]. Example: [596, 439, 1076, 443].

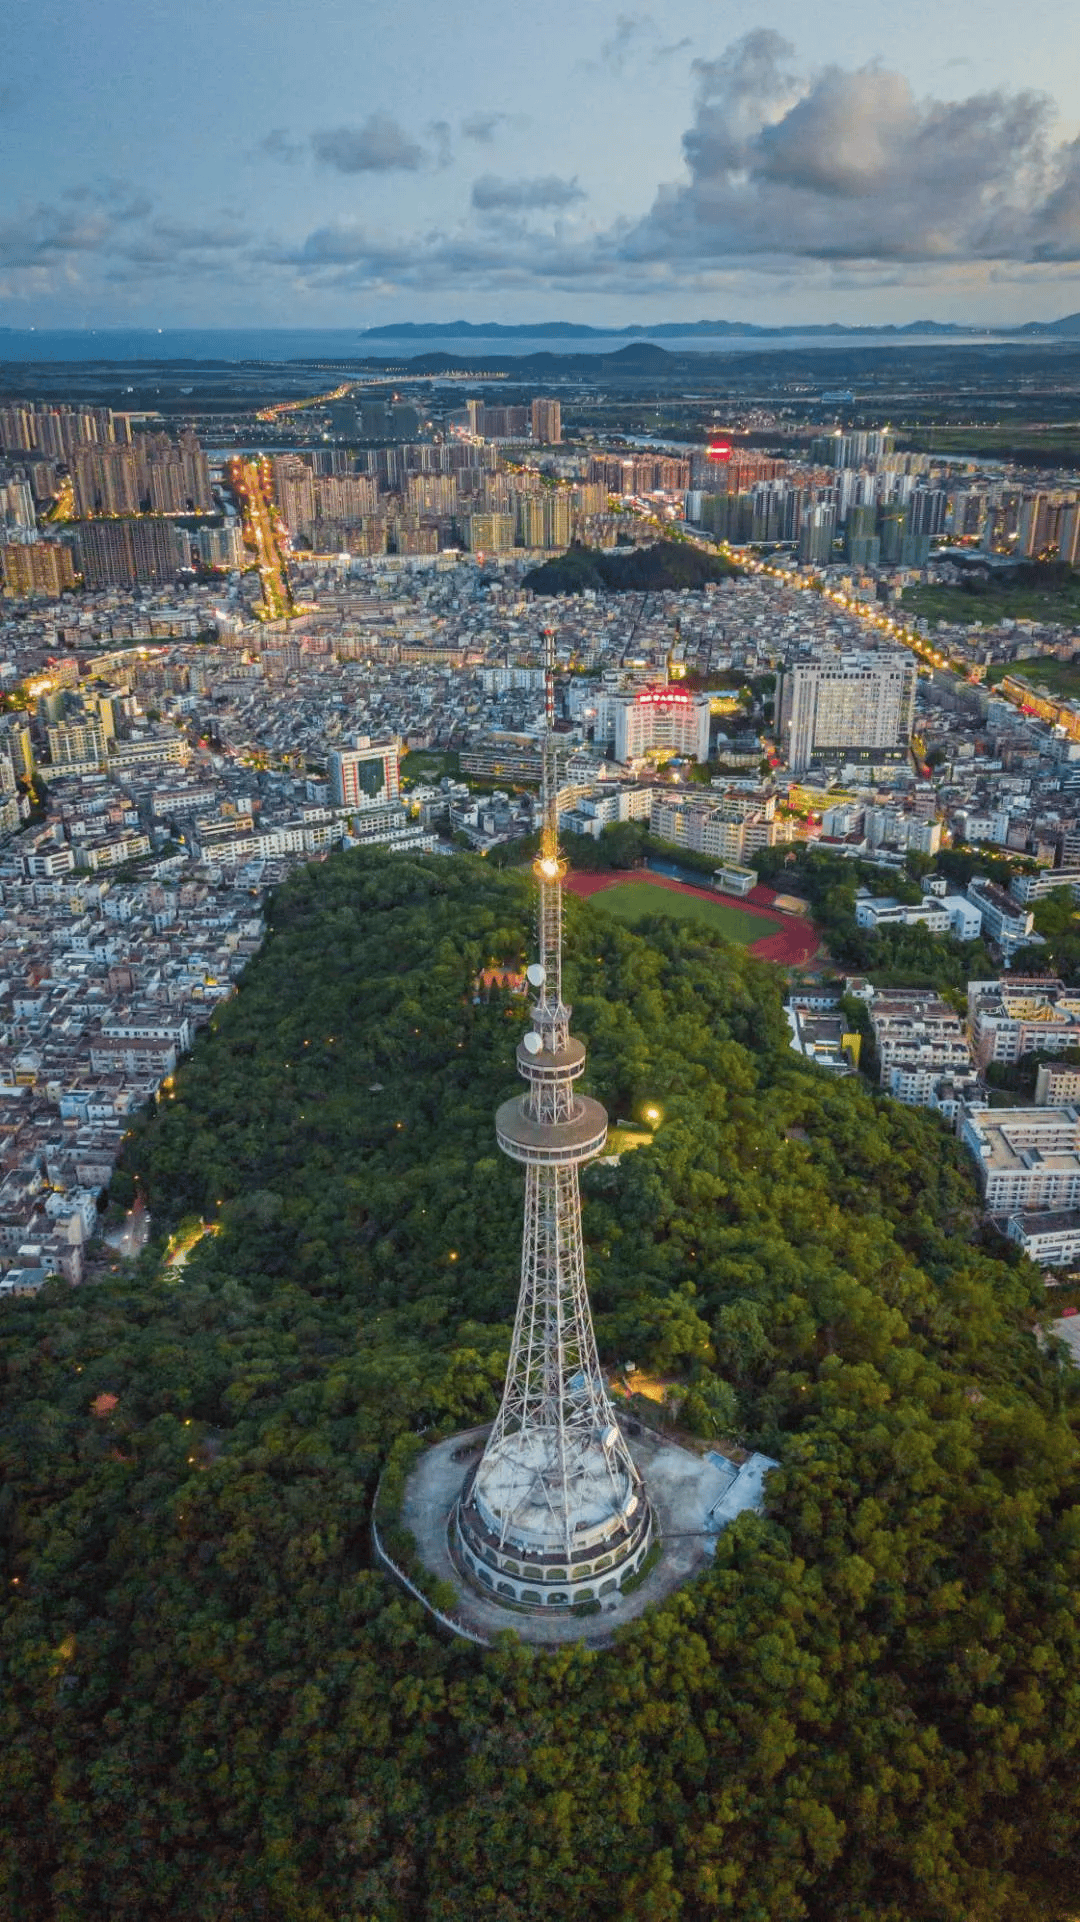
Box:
[71, 432, 212, 518]
[686, 437, 1080, 568]
[587, 452, 691, 495]
[0, 403, 123, 460]
[811, 430, 896, 467]
[465, 398, 561, 444]
[71, 518, 193, 589]
[0, 404, 221, 595]
[270, 447, 578, 555]
[689, 457, 946, 566]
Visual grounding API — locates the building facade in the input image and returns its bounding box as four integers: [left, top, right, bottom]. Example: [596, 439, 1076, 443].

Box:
[327, 738, 400, 810]
[780, 651, 916, 777]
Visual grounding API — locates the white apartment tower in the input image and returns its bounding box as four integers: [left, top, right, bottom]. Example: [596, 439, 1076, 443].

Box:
[780, 651, 916, 776]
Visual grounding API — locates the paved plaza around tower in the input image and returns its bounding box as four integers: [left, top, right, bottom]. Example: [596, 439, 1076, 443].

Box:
[399, 1422, 776, 1647]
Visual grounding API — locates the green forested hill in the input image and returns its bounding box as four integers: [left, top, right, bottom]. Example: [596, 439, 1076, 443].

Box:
[522, 539, 739, 595]
[2, 849, 1080, 1922]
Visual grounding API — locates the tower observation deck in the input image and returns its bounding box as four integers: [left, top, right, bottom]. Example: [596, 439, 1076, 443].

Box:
[455, 634, 652, 1609]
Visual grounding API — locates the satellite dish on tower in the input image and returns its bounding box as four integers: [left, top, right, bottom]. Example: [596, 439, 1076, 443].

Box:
[522, 1032, 543, 1055]
[526, 963, 546, 988]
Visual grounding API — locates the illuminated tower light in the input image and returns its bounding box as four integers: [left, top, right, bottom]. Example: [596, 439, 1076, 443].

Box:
[455, 632, 652, 1609]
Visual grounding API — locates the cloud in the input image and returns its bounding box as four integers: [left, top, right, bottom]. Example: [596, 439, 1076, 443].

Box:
[621, 31, 1080, 266]
[461, 112, 508, 144]
[277, 218, 607, 292]
[591, 12, 690, 75]
[258, 128, 303, 165]
[6, 40, 1080, 319]
[427, 119, 453, 169]
[471, 174, 586, 213]
[599, 13, 654, 75]
[118, 218, 252, 267]
[0, 201, 113, 268]
[311, 116, 426, 174]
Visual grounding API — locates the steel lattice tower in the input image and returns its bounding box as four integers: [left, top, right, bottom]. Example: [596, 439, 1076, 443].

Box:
[456, 634, 652, 1610]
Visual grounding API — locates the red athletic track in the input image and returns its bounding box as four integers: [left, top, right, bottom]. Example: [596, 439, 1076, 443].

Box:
[563, 870, 820, 967]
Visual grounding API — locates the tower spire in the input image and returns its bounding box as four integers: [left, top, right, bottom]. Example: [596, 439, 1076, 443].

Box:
[455, 627, 652, 1610]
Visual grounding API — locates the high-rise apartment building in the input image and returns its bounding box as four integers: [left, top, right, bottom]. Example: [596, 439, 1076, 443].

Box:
[780, 651, 916, 776]
[0, 405, 36, 453]
[468, 511, 516, 553]
[72, 445, 142, 516]
[406, 472, 457, 516]
[73, 517, 189, 588]
[0, 540, 76, 599]
[797, 503, 837, 565]
[196, 524, 244, 569]
[327, 738, 400, 809]
[1017, 491, 1077, 560]
[0, 715, 33, 783]
[271, 456, 317, 538]
[466, 404, 530, 441]
[530, 398, 561, 445]
[0, 476, 36, 529]
[314, 473, 379, 523]
[516, 490, 571, 550]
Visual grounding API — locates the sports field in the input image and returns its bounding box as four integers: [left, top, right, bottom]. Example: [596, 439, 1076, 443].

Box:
[586, 879, 775, 944]
[563, 869, 821, 965]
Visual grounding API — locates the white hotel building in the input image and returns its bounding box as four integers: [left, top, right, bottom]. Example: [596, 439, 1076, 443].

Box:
[593, 688, 712, 765]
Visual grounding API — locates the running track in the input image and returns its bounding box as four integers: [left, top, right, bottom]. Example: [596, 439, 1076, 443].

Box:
[563, 870, 820, 967]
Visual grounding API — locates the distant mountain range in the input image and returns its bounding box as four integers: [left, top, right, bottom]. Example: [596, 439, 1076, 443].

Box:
[362, 315, 1080, 339]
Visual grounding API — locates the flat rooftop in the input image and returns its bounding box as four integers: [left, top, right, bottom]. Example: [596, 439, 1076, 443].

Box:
[1012, 1209, 1080, 1235]
[967, 1106, 1080, 1174]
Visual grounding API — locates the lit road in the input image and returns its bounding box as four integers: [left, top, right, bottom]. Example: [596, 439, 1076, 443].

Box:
[105, 1195, 150, 1260]
[256, 381, 353, 425]
[227, 456, 292, 621]
[626, 502, 968, 684]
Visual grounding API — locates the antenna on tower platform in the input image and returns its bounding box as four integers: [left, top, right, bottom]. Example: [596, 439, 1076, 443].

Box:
[541, 625, 558, 863]
[453, 621, 653, 1607]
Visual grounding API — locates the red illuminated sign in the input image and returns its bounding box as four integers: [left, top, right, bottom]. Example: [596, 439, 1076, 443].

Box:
[708, 440, 732, 462]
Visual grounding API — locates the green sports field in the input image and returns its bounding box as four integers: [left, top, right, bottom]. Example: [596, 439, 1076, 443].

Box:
[588, 880, 775, 944]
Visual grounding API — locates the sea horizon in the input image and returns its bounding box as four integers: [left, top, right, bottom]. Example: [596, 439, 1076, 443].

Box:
[0, 325, 1056, 364]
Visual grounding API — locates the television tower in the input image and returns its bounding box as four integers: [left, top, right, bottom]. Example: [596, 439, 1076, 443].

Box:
[456, 632, 652, 1609]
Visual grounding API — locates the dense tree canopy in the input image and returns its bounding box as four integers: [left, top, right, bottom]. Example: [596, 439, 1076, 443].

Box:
[2, 848, 1080, 1921]
[754, 845, 995, 986]
[523, 540, 739, 595]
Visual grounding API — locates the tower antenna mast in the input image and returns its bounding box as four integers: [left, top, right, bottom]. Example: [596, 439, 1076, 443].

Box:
[455, 625, 652, 1606]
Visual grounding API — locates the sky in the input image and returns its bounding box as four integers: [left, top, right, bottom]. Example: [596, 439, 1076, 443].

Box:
[3, 0, 1080, 331]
